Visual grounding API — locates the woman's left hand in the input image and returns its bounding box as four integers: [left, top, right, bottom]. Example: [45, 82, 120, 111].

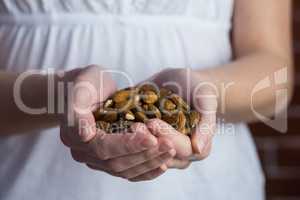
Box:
[144, 68, 217, 169]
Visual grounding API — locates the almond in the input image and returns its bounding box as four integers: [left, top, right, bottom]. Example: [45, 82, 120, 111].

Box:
[162, 113, 178, 126]
[159, 88, 172, 98]
[170, 94, 189, 111]
[114, 94, 140, 112]
[189, 110, 201, 128]
[96, 121, 110, 132]
[94, 86, 201, 136]
[141, 90, 158, 104]
[182, 126, 191, 135]
[138, 84, 158, 93]
[125, 111, 135, 121]
[163, 99, 177, 111]
[104, 99, 113, 108]
[94, 108, 118, 123]
[115, 99, 134, 111]
[143, 104, 162, 119]
[113, 89, 135, 103]
[177, 111, 186, 132]
[135, 111, 149, 123]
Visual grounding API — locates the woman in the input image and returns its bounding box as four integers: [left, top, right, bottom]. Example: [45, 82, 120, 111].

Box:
[0, 0, 293, 200]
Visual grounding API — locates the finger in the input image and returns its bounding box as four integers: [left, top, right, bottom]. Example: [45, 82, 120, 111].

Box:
[87, 124, 158, 160]
[191, 88, 217, 155]
[128, 164, 168, 182]
[77, 65, 117, 102]
[101, 137, 174, 173]
[69, 81, 98, 142]
[166, 159, 191, 169]
[71, 149, 103, 166]
[147, 119, 192, 159]
[75, 112, 97, 142]
[60, 125, 89, 151]
[191, 112, 216, 155]
[143, 68, 173, 86]
[60, 125, 72, 147]
[64, 109, 96, 145]
[190, 140, 212, 161]
[69, 65, 117, 142]
[117, 149, 175, 179]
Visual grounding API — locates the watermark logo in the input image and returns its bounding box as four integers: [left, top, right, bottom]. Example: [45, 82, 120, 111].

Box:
[251, 67, 288, 133]
[12, 66, 290, 135]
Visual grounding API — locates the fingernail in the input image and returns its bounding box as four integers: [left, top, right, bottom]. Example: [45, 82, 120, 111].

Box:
[197, 139, 206, 154]
[160, 164, 168, 171]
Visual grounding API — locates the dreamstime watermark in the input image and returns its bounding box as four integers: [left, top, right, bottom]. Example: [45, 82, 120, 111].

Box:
[12, 67, 289, 135]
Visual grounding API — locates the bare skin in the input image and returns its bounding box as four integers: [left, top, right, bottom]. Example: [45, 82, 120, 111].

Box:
[133, 0, 294, 174]
[0, 0, 293, 181]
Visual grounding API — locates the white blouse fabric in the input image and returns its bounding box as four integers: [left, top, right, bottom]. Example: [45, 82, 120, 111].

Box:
[0, 0, 265, 200]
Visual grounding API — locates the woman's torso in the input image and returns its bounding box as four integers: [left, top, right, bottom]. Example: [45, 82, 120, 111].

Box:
[0, 1, 265, 200]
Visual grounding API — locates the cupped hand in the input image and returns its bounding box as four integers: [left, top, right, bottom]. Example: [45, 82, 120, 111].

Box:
[60, 65, 176, 181]
[146, 119, 192, 169]
[144, 68, 217, 169]
[69, 123, 176, 182]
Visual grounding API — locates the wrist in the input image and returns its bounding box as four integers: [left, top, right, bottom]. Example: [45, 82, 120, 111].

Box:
[12, 71, 61, 126]
[24, 69, 78, 124]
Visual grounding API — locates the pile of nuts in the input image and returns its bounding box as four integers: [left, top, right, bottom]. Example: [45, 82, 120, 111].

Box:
[93, 84, 201, 136]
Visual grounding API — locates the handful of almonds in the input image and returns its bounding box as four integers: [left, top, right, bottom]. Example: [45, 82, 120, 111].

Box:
[93, 84, 201, 136]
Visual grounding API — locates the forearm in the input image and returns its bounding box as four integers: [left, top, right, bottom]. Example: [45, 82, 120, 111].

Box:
[0, 71, 59, 136]
[193, 51, 293, 123]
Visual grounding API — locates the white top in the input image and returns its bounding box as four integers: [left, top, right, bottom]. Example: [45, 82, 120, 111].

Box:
[0, 0, 265, 199]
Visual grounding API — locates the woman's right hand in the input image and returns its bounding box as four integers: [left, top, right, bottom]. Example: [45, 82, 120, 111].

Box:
[60, 65, 176, 181]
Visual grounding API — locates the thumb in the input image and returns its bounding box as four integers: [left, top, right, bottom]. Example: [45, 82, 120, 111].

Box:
[135, 68, 171, 89]
[75, 112, 97, 142]
[69, 78, 98, 142]
[147, 119, 192, 159]
[191, 85, 217, 154]
[191, 113, 216, 155]
[64, 109, 96, 144]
